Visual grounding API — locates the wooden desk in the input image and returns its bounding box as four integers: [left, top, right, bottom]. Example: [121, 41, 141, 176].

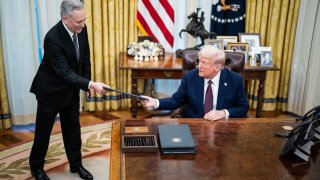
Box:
[110, 118, 320, 180]
[119, 52, 279, 118]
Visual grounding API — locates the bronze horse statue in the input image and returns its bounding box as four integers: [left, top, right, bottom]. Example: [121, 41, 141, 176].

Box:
[179, 9, 216, 45]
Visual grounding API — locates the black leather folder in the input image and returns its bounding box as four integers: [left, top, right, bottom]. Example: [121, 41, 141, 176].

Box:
[158, 124, 196, 154]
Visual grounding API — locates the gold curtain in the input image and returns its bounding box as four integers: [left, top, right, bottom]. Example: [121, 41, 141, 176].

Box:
[0, 33, 12, 130]
[83, 0, 139, 111]
[245, 0, 300, 111]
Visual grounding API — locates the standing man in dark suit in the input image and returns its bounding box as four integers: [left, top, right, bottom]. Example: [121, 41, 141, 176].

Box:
[141, 45, 249, 120]
[29, 0, 109, 179]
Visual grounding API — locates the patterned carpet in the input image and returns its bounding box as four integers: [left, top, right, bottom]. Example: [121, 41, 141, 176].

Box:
[0, 122, 112, 180]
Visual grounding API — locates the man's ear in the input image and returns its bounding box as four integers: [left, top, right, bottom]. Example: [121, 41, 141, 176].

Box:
[62, 16, 68, 23]
[215, 64, 222, 71]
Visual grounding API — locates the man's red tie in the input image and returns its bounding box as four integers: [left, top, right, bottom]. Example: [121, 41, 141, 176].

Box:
[204, 80, 213, 114]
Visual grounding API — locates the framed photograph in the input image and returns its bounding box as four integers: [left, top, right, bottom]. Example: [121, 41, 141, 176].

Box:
[251, 46, 272, 63]
[242, 51, 249, 64]
[204, 39, 224, 50]
[216, 36, 238, 49]
[238, 33, 261, 51]
[226, 42, 249, 52]
[260, 51, 273, 67]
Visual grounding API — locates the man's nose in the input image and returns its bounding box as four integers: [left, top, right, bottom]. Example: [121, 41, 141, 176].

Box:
[80, 22, 85, 28]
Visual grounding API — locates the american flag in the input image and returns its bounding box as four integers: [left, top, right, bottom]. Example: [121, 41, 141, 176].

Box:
[136, 0, 174, 52]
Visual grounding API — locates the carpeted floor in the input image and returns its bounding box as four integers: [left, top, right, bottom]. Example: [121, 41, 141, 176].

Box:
[0, 122, 112, 180]
[42, 150, 110, 180]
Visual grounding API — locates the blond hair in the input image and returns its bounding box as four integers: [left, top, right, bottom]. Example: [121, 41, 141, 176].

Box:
[198, 45, 226, 66]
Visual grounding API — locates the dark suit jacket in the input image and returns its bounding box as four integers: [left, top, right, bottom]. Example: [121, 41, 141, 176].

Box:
[30, 20, 91, 107]
[158, 68, 249, 118]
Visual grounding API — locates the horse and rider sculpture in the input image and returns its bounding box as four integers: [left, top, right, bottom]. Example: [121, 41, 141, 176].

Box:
[179, 8, 216, 46]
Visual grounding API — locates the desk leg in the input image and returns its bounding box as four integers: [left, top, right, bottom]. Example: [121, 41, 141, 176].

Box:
[256, 79, 265, 118]
[131, 78, 138, 118]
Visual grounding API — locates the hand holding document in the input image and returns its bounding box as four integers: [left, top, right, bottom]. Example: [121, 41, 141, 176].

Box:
[90, 82, 110, 94]
[140, 96, 157, 110]
[102, 86, 149, 100]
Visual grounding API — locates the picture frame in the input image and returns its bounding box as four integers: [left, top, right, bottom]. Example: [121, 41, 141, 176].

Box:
[226, 42, 249, 52]
[260, 51, 273, 67]
[251, 46, 272, 64]
[238, 33, 261, 51]
[204, 39, 224, 50]
[216, 36, 238, 49]
[242, 51, 249, 64]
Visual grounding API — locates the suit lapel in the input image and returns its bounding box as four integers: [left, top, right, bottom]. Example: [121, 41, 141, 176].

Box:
[217, 69, 229, 109]
[195, 72, 205, 115]
[78, 33, 83, 63]
[76, 25, 90, 75]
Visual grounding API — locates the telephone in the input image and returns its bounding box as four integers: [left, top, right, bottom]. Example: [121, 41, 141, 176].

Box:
[279, 105, 320, 161]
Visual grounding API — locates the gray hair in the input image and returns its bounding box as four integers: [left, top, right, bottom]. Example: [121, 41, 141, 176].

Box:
[198, 45, 226, 65]
[60, 0, 84, 18]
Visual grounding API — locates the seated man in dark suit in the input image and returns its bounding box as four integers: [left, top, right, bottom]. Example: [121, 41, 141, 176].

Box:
[141, 45, 249, 121]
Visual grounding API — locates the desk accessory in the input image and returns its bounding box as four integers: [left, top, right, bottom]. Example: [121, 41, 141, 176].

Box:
[122, 121, 158, 153]
[158, 124, 196, 154]
[279, 105, 320, 161]
[125, 126, 149, 134]
[122, 135, 158, 153]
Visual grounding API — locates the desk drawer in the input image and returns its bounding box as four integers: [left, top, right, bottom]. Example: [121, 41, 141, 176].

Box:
[132, 70, 182, 79]
[243, 71, 266, 80]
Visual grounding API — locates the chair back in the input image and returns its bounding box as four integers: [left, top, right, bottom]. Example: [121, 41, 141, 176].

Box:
[224, 51, 245, 75]
[182, 50, 199, 75]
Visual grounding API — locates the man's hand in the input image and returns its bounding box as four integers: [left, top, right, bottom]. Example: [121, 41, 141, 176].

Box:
[140, 96, 157, 110]
[204, 110, 226, 121]
[90, 82, 110, 94]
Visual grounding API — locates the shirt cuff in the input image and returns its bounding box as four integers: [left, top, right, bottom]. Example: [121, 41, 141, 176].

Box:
[223, 109, 230, 118]
[155, 99, 160, 109]
[88, 81, 92, 90]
